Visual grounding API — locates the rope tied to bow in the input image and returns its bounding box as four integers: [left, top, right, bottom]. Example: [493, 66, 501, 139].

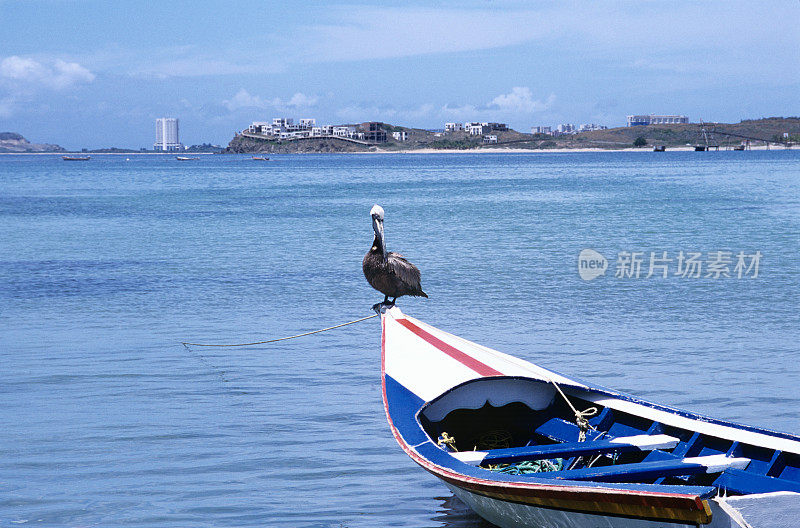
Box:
[181, 313, 378, 348]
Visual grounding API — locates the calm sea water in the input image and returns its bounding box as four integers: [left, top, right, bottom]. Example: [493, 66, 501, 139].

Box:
[1, 151, 799, 527]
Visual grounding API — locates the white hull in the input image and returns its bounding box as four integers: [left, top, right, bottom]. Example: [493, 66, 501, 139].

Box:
[446, 483, 745, 528]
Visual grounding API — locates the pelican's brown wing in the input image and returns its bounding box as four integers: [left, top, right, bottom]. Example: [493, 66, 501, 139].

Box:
[386, 252, 427, 297]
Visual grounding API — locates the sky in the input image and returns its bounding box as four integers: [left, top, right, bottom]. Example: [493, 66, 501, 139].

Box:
[0, 1, 798, 149]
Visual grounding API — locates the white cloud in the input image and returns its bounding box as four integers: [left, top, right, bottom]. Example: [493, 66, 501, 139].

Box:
[223, 89, 270, 111]
[295, 3, 798, 66]
[223, 89, 319, 112]
[443, 87, 555, 120]
[0, 56, 94, 89]
[490, 87, 555, 114]
[284, 92, 318, 108]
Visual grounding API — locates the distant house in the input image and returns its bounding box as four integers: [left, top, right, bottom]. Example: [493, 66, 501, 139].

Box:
[248, 121, 270, 134]
[487, 122, 507, 131]
[332, 126, 354, 137]
[483, 135, 498, 144]
[466, 123, 488, 135]
[627, 115, 688, 127]
[392, 131, 408, 141]
[364, 122, 387, 143]
[445, 122, 463, 132]
[531, 126, 551, 135]
[579, 123, 608, 132]
[299, 118, 316, 128]
[556, 123, 576, 134]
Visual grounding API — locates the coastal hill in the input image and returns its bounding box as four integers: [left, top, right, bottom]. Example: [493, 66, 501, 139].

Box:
[226, 117, 800, 153]
[0, 132, 65, 153]
[565, 117, 800, 150]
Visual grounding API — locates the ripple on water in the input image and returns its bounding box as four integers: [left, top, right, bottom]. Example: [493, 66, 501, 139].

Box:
[1, 151, 799, 526]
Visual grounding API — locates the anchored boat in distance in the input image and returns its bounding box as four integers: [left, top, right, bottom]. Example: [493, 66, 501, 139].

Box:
[62, 155, 91, 161]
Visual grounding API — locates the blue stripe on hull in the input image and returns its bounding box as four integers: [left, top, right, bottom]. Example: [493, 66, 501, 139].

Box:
[383, 373, 427, 445]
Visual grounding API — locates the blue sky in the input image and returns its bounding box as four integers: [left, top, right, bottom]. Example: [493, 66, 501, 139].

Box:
[1, 1, 798, 149]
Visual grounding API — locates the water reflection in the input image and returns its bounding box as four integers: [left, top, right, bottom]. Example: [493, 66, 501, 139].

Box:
[432, 495, 498, 527]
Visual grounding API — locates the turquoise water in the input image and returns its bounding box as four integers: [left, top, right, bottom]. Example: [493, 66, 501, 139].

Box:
[1, 151, 799, 527]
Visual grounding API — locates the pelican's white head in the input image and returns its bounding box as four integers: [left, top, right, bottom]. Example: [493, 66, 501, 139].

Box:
[370, 204, 387, 260]
[370, 204, 384, 221]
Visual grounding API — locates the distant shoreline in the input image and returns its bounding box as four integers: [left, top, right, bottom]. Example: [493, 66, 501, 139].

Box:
[0, 152, 219, 156]
[368, 144, 793, 154]
[1, 144, 794, 156]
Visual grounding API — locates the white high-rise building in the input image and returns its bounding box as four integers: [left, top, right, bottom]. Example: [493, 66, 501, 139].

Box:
[154, 118, 182, 151]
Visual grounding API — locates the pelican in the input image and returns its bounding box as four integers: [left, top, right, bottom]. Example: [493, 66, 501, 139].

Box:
[363, 205, 427, 311]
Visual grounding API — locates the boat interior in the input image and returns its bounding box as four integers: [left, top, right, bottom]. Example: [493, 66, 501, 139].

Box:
[418, 377, 800, 495]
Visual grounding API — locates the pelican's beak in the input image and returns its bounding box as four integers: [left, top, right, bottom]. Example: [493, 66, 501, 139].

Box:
[372, 216, 387, 260]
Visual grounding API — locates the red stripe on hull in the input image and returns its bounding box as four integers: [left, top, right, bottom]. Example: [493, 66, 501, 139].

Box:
[395, 318, 503, 377]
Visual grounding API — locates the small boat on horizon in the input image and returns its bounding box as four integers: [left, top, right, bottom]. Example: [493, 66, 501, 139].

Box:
[380, 306, 800, 528]
[62, 155, 91, 161]
[653, 145, 666, 152]
[176, 156, 198, 161]
[252, 156, 269, 160]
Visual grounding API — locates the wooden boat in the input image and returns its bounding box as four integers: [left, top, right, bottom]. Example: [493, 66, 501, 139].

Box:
[62, 156, 91, 161]
[380, 306, 800, 528]
[252, 156, 269, 161]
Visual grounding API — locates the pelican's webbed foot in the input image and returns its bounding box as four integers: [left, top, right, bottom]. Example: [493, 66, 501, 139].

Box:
[372, 296, 396, 314]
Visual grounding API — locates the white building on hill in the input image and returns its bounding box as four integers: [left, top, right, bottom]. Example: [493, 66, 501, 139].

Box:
[627, 114, 689, 126]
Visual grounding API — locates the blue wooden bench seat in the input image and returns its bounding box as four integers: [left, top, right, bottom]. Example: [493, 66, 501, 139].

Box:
[452, 434, 679, 466]
[536, 454, 751, 483]
[714, 468, 800, 495]
[449, 415, 752, 485]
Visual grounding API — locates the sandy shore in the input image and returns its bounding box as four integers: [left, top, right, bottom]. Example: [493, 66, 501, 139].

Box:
[372, 144, 793, 154]
[2, 145, 792, 156]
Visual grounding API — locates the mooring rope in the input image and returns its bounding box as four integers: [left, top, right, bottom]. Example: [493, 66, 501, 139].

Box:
[542, 376, 598, 442]
[181, 313, 379, 348]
